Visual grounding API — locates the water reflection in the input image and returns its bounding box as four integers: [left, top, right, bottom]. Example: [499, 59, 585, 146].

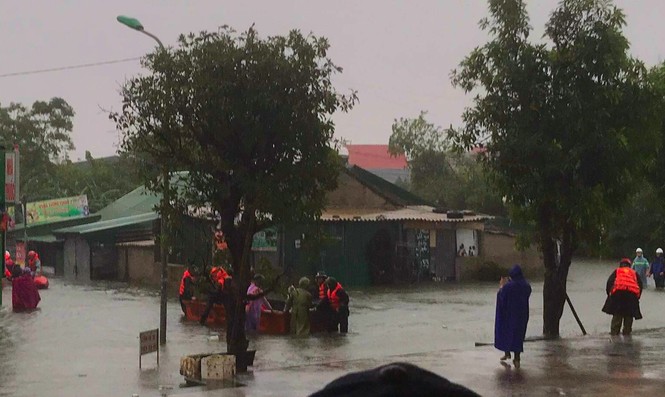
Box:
[605, 337, 643, 380]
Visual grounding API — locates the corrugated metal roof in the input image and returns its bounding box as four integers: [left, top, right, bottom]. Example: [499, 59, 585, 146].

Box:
[54, 212, 158, 235]
[97, 186, 160, 221]
[116, 240, 154, 247]
[321, 206, 492, 223]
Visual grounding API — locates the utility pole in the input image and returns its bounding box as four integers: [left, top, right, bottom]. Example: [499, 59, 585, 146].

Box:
[117, 15, 169, 345]
[0, 146, 6, 306]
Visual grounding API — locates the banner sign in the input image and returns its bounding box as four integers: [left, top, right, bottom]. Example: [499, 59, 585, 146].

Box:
[5, 151, 17, 204]
[15, 241, 25, 266]
[25, 195, 90, 225]
[139, 328, 159, 369]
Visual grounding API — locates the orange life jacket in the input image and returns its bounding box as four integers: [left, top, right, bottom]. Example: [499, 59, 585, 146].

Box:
[611, 267, 640, 297]
[27, 254, 39, 272]
[318, 283, 327, 300]
[179, 269, 192, 296]
[327, 283, 343, 311]
[211, 267, 229, 289]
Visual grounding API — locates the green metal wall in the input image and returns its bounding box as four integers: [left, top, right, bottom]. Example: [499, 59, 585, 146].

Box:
[282, 221, 400, 287]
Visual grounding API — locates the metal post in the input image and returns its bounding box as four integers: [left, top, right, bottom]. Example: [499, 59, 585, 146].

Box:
[23, 199, 28, 256]
[159, 169, 169, 345]
[0, 147, 6, 307]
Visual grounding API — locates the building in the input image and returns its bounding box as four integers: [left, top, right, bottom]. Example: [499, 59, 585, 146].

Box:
[52, 185, 213, 284]
[23, 163, 537, 289]
[345, 144, 410, 184]
[281, 165, 492, 285]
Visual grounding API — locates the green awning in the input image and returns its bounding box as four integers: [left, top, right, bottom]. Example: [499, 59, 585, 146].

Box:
[16, 235, 61, 243]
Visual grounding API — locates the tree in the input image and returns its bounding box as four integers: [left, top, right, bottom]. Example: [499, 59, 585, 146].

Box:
[450, 0, 661, 337]
[54, 153, 144, 212]
[389, 111, 505, 214]
[113, 26, 355, 354]
[0, 98, 75, 202]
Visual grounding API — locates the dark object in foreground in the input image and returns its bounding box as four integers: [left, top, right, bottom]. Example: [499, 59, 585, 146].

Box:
[309, 362, 480, 397]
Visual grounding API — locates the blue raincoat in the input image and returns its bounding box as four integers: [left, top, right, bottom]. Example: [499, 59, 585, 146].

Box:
[494, 265, 532, 353]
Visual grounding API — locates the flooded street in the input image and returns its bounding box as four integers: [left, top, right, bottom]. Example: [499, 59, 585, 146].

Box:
[2, 259, 665, 396]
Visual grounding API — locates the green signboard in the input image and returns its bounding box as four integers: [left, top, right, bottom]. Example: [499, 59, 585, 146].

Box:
[252, 227, 277, 251]
[22, 195, 90, 225]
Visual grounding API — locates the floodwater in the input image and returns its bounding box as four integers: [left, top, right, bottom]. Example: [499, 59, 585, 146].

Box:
[2, 259, 665, 396]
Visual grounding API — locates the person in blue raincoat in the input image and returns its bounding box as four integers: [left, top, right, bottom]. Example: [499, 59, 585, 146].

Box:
[494, 264, 531, 368]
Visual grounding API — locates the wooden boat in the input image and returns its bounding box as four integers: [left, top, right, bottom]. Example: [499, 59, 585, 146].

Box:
[258, 309, 329, 335]
[182, 299, 329, 334]
[182, 299, 226, 325]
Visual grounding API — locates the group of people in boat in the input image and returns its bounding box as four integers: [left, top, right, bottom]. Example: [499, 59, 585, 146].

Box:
[178, 266, 350, 336]
[3, 250, 43, 312]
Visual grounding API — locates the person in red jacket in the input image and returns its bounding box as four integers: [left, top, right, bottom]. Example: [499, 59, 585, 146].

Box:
[26, 250, 41, 276]
[314, 271, 328, 301]
[602, 258, 643, 336]
[199, 266, 231, 325]
[4, 251, 15, 279]
[322, 277, 350, 333]
[179, 267, 196, 314]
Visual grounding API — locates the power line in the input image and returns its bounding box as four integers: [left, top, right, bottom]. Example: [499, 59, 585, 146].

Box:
[0, 57, 143, 78]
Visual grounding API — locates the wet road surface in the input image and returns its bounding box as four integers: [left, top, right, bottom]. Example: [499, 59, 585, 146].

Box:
[2, 259, 665, 396]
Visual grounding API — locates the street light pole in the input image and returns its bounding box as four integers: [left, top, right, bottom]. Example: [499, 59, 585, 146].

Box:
[117, 15, 169, 346]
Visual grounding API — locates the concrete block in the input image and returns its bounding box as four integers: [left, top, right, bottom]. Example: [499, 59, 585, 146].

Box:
[201, 354, 236, 380]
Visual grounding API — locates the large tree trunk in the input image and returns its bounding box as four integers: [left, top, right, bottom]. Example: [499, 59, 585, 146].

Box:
[223, 209, 256, 357]
[542, 217, 575, 338]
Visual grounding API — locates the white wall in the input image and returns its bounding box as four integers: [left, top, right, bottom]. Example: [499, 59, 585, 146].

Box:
[455, 228, 478, 256]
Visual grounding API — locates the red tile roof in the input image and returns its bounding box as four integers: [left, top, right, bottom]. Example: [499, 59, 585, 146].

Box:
[345, 145, 408, 169]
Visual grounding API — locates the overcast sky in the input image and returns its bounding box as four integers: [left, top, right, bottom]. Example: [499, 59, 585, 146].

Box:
[1, 0, 664, 160]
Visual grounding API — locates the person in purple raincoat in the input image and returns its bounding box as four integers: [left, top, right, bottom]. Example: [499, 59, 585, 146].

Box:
[494, 264, 531, 368]
[245, 274, 272, 331]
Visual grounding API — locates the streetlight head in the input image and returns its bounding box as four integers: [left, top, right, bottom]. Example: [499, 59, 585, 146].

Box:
[117, 15, 144, 31]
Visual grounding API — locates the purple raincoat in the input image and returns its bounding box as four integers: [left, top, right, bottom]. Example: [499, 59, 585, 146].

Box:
[494, 265, 531, 353]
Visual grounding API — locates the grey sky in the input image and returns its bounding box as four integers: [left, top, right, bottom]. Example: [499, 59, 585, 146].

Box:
[1, 0, 663, 160]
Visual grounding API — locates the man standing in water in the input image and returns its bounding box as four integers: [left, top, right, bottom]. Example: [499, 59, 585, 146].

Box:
[633, 248, 649, 289]
[650, 248, 665, 290]
[494, 264, 531, 369]
[603, 258, 643, 336]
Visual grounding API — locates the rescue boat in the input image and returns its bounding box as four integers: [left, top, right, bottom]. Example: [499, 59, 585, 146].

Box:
[182, 299, 226, 325]
[181, 299, 327, 334]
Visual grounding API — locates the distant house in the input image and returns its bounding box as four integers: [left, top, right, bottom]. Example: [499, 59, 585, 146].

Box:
[280, 165, 495, 285]
[345, 144, 410, 184]
[52, 185, 213, 284]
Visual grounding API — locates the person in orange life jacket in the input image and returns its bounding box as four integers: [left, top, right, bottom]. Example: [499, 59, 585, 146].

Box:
[199, 266, 231, 325]
[26, 250, 41, 276]
[314, 271, 328, 302]
[179, 267, 196, 314]
[321, 277, 350, 333]
[4, 251, 14, 280]
[602, 258, 643, 336]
